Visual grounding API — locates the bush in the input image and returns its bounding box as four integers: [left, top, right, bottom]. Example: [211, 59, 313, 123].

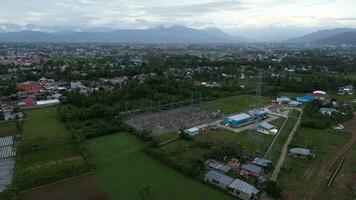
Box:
[265, 181, 282, 199]
[15, 158, 91, 191]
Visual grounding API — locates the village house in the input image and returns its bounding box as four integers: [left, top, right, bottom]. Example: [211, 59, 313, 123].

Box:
[205, 159, 232, 174]
[227, 179, 259, 200]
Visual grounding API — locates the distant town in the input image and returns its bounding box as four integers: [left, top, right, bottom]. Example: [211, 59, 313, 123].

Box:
[0, 42, 355, 200]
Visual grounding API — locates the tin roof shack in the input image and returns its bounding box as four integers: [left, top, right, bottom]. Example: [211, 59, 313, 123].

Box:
[185, 127, 200, 137]
[320, 108, 337, 116]
[205, 159, 232, 174]
[257, 122, 278, 135]
[290, 148, 315, 159]
[204, 170, 234, 190]
[227, 179, 259, 200]
[227, 158, 240, 169]
[276, 96, 291, 103]
[252, 158, 272, 170]
[238, 164, 263, 177]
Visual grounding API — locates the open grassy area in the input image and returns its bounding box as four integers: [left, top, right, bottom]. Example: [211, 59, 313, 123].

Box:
[195, 129, 273, 157]
[0, 121, 16, 137]
[22, 107, 71, 145]
[201, 94, 272, 114]
[277, 128, 351, 199]
[269, 117, 286, 128]
[85, 133, 233, 200]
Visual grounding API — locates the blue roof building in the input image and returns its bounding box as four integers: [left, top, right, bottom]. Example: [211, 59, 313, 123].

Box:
[296, 95, 315, 104]
[224, 113, 253, 128]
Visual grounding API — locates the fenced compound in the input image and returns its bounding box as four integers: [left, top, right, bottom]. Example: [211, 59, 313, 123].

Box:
[126, 106, 219, 135]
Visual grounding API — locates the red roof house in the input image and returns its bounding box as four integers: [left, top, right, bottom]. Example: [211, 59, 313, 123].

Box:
[16, 83, 43, 94]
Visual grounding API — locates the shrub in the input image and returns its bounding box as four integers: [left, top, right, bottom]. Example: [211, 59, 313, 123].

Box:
[15, 157, 90, 191]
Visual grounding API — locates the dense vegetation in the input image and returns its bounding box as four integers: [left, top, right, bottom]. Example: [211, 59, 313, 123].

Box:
[302, 100, 353, 129]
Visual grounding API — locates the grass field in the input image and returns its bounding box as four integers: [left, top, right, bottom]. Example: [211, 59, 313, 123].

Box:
[195, 129, 273, 157]
[0, 121, 16, 137]
[201, 94, 272, 114]
[85, 133, 233, 200]
[277, 128, 351, 199]
[22, 107, 71, 145]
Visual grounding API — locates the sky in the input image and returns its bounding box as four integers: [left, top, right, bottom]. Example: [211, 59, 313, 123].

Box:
[0, 0, 356, 38]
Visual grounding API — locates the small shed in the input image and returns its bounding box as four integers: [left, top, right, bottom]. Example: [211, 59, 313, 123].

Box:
[186, 127, 199, 137]
[320, 108, 337, 115]
[257, 122, 278, 135]
[290, 147, 315, 158]
[227, 178, 259, 200]
[204, 170, 234, 190]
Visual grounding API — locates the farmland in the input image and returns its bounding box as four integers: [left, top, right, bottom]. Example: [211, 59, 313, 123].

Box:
[85, 133, 233, 200]
[11, 107, 88, 194]
[22, 107, 71, 146]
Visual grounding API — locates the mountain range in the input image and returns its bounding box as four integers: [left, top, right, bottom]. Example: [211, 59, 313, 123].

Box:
[0, 25, 356, 44]
[286, 28, 356, 45]
[0, 26, 245, 43]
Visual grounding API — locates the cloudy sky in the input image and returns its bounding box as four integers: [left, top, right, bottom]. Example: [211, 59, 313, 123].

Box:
[0, 0, 356, 37]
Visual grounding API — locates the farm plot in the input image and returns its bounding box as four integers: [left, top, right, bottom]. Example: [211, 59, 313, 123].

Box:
[125, 106, 217, 135]
[85, 133, 233, 200]
[22, 106, 71, 147]
[19, 174, 108, 200]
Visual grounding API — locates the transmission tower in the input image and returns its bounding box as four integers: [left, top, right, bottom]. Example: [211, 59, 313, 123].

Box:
[248, 71, 263, 145]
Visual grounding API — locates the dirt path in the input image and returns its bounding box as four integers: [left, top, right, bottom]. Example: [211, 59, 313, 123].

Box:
[303, 115, 356, 200]
[270, 110, 303, 181]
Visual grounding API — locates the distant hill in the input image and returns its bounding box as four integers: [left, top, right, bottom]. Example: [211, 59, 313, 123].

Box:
[286, 28, 356, 45]
[315, 31, 356, 45]
[0, 26, 245, 43]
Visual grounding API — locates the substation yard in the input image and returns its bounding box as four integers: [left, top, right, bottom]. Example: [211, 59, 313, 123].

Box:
[125, 106, 218, 135]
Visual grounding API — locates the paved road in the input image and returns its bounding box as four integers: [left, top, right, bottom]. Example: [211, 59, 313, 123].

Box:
[270, 110, 303, 181]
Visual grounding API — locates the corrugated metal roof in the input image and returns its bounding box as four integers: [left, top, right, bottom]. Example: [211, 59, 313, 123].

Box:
[241, 164, 263, 173]
[0, 136, 14, 147]
[228, 113, 251, 121]
[228, 179, 259, 195]
[290, 148, 311, 156]
[253, 158, 272, 168]
[0, 146, 16, 159]
[0, 158, 15, 192]
[258, 122, 275, 130]
[187, 127, 199, 132]
[205, 170, 234, 186]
